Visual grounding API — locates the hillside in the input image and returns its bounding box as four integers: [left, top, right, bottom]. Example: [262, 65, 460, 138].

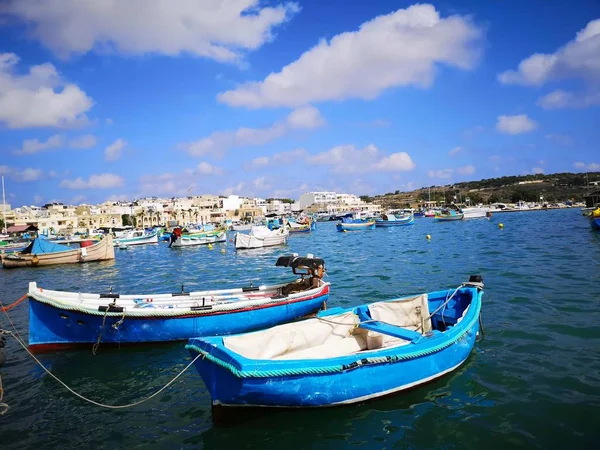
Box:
[361, 172, 600, 209]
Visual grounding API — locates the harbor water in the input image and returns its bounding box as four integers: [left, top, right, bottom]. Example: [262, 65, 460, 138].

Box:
[1, 208, 599, 449]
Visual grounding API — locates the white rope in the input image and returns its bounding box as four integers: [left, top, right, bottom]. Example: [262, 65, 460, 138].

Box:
[0, 373, 8, 415]
[3, 329, 201, 410]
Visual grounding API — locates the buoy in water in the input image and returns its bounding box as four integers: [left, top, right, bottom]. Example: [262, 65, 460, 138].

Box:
[499, 223, 504, 229]
[208, 244, 213, 250]
[426, 234, 431, 240]
[220, 248, 226, 253]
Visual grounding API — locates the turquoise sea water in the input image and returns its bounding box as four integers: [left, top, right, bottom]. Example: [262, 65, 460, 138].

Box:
[1, 208, 599, 449]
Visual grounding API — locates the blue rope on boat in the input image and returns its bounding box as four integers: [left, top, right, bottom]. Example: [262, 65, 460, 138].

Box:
[185, 293, 482, 379]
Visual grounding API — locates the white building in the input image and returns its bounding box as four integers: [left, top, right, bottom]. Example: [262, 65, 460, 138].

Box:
[222, 195, 243, 212]
[299, 191, 338, 209]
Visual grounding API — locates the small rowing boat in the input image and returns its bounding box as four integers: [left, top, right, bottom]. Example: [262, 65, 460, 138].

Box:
[171, 230, 227, 247]
[26, 255, 329, 351]
[234, 226, 289, 249]
[186, 276, 484, 413]
[1, 235, 114, 268]
[336, 218, 376, 231]
[375, 213, 414, 227]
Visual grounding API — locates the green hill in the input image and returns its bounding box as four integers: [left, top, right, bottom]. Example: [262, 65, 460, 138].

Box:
[362, 172, 600, 209]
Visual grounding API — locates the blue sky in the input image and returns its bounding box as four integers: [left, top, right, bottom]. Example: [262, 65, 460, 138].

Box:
[0, 0, 599, 206]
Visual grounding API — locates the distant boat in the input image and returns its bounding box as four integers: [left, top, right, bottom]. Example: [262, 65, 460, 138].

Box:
[26, 254, 330, 351]
[234, 226, 289, 249]
[1, 235, 114, 268]
[461, 206, 491, 220]
[434, 208, 464, 222]
[113, 230, 158, 246]
[186, 275, 484, 411]
[375, 213, 414, 227]
[171, 230, 227, 247]
[336, 217, 376, 231]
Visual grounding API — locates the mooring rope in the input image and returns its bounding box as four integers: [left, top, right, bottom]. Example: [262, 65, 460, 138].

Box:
[0, 373, 8, 416]
[0, 294, 28, 312]
[0, 296, 201, 411]
[1, 329, 201, 410]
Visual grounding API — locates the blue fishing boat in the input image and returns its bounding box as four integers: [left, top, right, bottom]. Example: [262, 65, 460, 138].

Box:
[336, 217, 376, 231]
[186, 276, 484, 412]
[375, 213, 415, 227]
[25, 255, 329, 351]
[434, 209, 464, 221]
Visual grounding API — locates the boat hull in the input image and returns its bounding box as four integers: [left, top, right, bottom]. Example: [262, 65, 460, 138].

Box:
[234, 229, 288, 249]
[171, 231, 227, 247]
[336, 221, 376, 231]
[113, 232, 158, 246]
[461, 208, 491, 219]
[1, 235, 114, 268]
[591, 218, 600, 230]
[375, 216, 414, 227]
[28, 286, 329, 350]
[189, 315, 479, 408]
[434, 214, 464, 221]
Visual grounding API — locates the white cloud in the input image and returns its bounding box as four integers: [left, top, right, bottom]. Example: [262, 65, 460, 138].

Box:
[498, 19, 600, 86]
[428, 169, 453, 179]
[0, 53, 94, 128]
[537, 89, 600, 109]
[104, 138, 127, 161]
[33, 195, 43, 205]
[69, 134, 97, 149]
[19, 134, 64, 154]
[106, 194, 129, 202]
[496, 115, 537, 135]
[180, 106, 324, 157]
[105, 118, 113, 125]
[307, 144, 416, 174]
[448, 146, 463, 156]
[253, 177, 271, 191]
[545, 133, 573, 146]
[70, 195, 86, 205]
[196, 162, 224, 175]
[60, 173, 124, 189]
[4, 0, 299, 64]
[218, 4, 482, 108]
[574, 161, 600, 171]
[456, 165, 476, 175]
[249, 148, 308, 168]
[0, 165, 44, 182]
[17, 133, 97, 154]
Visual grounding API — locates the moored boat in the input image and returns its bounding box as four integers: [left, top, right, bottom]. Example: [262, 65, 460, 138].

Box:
[186, 275, 484, 413]
[461, 206, 491, 219]
[113, 230, 158, 246]
[171, 230, 227, 247]
[1, 235, 114, 268]
[234, 226, 289, 249]
[336, 218, 376, 231]
[25, 254, 329, 351]
[434, 210, 464, 221]
[375, 213, 414, 227]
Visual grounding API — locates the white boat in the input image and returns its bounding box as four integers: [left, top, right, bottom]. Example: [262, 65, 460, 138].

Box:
[234, 226, 289, 249]
[461, 206, 491, 219]
[113, 230, 158, 246]
[171, 230, 227, 248]
[232, 223, 253, 231]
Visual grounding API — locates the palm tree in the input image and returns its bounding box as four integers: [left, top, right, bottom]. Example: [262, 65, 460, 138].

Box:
[136, 211, 146, 228]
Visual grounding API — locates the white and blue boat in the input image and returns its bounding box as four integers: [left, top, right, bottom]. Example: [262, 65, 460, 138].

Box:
[25, 255, 329, 351]
[186, 276, 484, 413]
[336, 217, 376, 231]
[375, 213, 415, 227]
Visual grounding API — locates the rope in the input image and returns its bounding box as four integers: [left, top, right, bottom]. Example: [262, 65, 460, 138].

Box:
[2, 329, 202, 409]
[0, 373, 8, 415]
[0, 294, 28, 312]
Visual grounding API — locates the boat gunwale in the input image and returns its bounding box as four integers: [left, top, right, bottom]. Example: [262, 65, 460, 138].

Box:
[27, 281, 331, 318]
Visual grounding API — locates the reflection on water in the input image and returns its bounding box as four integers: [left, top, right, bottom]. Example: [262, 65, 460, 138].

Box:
[1, 209, 599, 449]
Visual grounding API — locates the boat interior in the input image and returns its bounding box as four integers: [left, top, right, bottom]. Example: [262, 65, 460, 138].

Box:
[223, 287, 476, 361]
